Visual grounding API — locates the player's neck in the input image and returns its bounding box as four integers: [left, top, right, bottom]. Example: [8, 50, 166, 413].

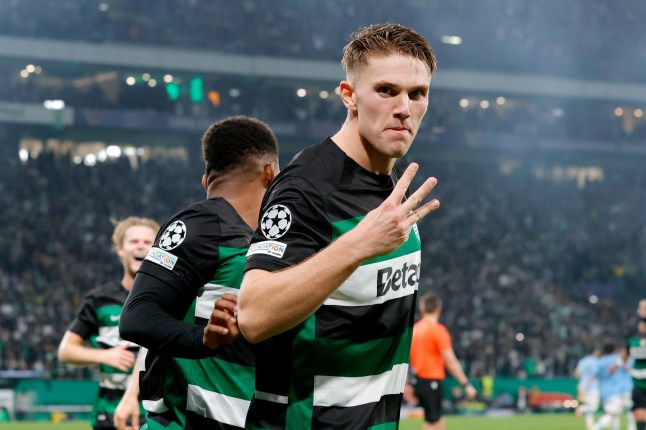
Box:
[121, 272, 134, 292]
[208, 180, 263, 230]
[332, 122, 395, 175]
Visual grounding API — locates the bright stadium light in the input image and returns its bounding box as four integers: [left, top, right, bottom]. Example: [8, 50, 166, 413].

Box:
[319, 90, 329, 99]
[126, 76, 136, 85]
[480, 100, 490, 109]
[634, 108, 643, 118]
[441, 35, 462, 45]
[148, 79, 157, 87]
[614, 107, 624, 117]
[84, 154, 97, 166]
[589, 295, 599, 304]
[459, 98, 469, 108]
[43, 100, 65, 110]
[106, 145, 122, 158]
[18, 148, 29, 162]
[496, 96, 506, 105]
[163, 74, 174, 83]
[515, 333, 525, 342]
[296, 88, 307, 97]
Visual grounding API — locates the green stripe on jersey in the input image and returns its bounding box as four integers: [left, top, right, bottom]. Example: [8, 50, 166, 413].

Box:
[368, 422, 398, 430]
[96, 305, 123, 327]
[332, 217, 421, 265]
[287, 314, 317, 428]
[212, 246, 247, 289]
[191, 356, 255, 400]
[315, 328, 412, 377]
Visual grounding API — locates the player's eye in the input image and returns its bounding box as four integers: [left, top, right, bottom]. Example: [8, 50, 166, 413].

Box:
[377, 86, 393, 95]
[409, 89, 426, 100]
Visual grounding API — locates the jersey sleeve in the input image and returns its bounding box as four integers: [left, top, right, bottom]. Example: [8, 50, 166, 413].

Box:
[436, 324, 453, 352]
[120, 206, 223, 358]
[138, 205, 222, 289]
[67, 292, 98, 340]
[246, 176, 329, 273]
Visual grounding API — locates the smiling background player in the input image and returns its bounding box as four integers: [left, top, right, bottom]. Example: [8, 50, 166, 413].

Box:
[58, 216, 159, 430]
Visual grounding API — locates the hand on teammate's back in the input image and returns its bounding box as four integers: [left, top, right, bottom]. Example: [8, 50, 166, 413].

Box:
[203, 293, 240, 349]
[103, 344, 136, 371]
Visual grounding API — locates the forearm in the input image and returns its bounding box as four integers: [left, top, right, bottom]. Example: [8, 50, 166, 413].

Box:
[239, 232, 368, 343]
[444, 353, 470, 386]
[58, 332, 106, 366]
[123, 353, 141, 400]
[120, 273, 212, 359]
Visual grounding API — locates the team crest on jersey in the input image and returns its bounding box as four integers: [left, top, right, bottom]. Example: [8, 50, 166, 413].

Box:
[260, 204, 292, 239]
[159, 220, 186, 250]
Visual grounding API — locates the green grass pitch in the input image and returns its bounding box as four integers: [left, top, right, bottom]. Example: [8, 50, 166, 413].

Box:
[2, 414, 594, 430]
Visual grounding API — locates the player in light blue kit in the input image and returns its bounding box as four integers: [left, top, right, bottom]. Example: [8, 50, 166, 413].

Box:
[575, 347, 601, 430]
[593, 342, 627, 430]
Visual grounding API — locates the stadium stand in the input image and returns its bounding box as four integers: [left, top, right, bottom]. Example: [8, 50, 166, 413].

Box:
[0, 0, 645, 420]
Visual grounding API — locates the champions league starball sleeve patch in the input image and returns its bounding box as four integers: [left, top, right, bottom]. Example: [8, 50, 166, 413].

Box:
[260, 204, 292, 239]
[159, 220, 187, 250]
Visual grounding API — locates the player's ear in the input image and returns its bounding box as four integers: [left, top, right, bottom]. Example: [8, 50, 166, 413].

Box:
[202, 174, 208, 191]
[262, 161, 278, 188]
[339, 81, 356, 112]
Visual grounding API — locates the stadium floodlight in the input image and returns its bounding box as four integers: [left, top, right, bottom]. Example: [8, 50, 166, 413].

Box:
[166, 82, 180, 100]
[189, 77, 204, 102]
[43, 100, 66, 110]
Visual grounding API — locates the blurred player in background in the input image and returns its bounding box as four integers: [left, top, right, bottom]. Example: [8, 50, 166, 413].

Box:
[119, 115, 279, 429]
[58, 216, 159, 430]
[238, 23, 439, 429]
[574, 347, 601, 430]
[407, 291, 476, 430]
[592, 342, 627, 430]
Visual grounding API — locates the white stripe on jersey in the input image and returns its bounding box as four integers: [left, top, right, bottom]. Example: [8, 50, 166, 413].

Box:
[139, 347, 148, 371]
[195, 284, 239, 320]
[143, 398, 169, 413]
[99, 372, 131, 390]
[631, 368, 646, 378]
[324, 251, 420, 307]
[186, 384, 250, 427]
[313, 363, 408, 407]
[255, 391, 288, 404]
[96, 326, 125, 347]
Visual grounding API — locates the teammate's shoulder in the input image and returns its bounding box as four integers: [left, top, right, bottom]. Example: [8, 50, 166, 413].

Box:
[82, 281, 122, 299]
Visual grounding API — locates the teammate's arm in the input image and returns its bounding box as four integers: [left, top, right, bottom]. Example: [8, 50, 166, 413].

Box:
[239, 163, 439, 343]
[114, 352, 141, 430]
[120, 273, 237, 358]
[57, 331, 135, 372]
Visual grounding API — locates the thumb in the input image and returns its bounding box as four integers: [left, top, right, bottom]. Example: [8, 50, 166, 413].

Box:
[116, 343, 130, 349]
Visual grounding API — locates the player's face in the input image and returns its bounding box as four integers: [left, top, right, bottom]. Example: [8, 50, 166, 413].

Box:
[351, 54, 431, 168]
[117, 225, 156, 277]
[639, 299, 646, 319]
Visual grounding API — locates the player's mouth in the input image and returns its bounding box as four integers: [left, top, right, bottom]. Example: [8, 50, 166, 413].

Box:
[134, 255, 146, 262]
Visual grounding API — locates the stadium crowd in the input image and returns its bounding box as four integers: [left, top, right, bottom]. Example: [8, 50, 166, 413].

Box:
[1, 137, 643, 382]
[1, 0, 644, 83]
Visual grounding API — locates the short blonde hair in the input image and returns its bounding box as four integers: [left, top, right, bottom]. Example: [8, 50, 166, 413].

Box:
[342, 23, 437, 79]
[111, 216, 159, 251]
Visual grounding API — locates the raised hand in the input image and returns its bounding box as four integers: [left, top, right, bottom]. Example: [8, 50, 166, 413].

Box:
[350, 163, 439, 260]
[203, 293, 240, 349]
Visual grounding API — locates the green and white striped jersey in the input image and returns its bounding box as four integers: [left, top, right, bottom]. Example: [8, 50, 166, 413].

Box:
[68, 281, 141, 428]
[245, 138, 421, 429]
